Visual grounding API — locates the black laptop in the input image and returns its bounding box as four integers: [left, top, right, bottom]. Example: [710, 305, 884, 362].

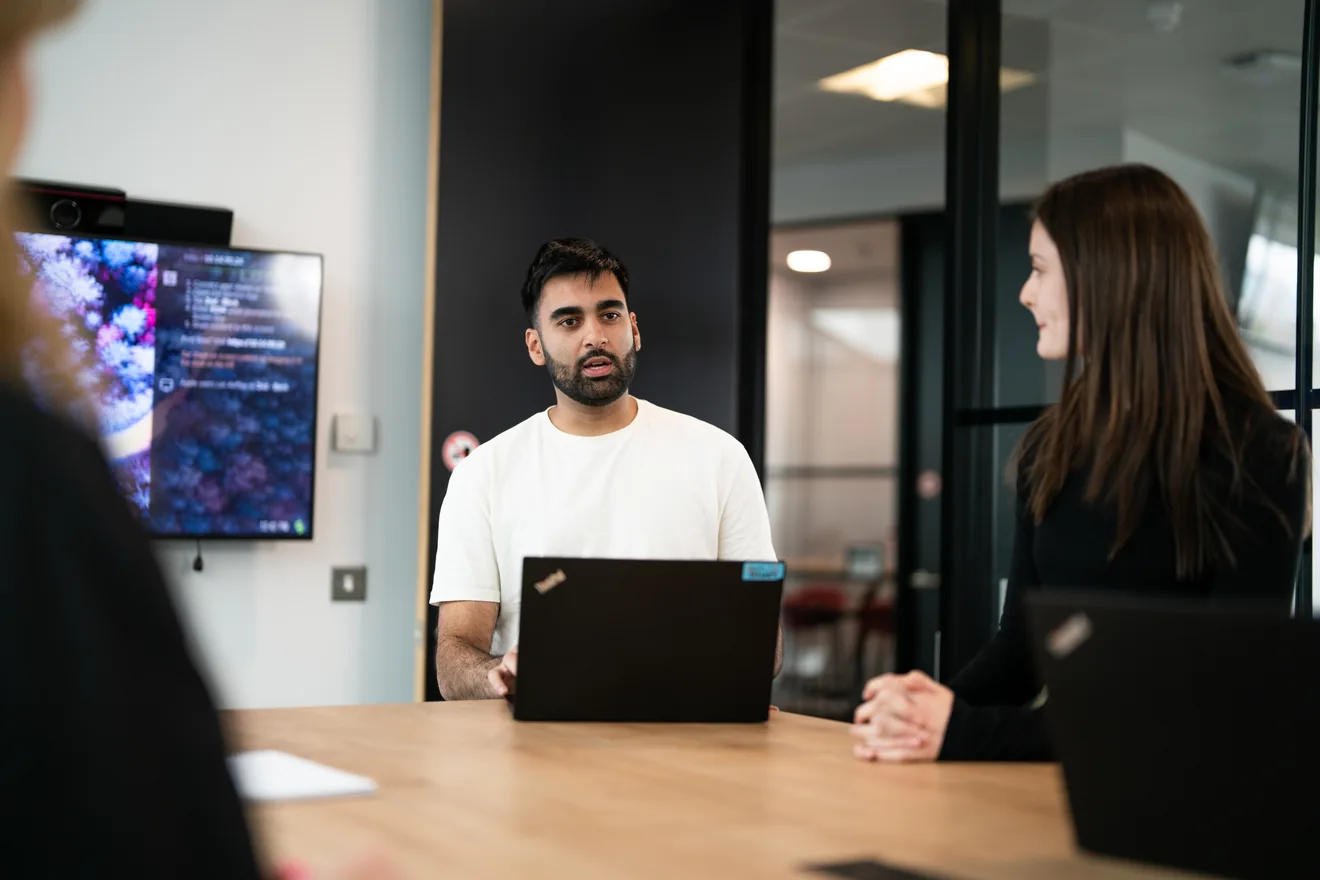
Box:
[509, 557, 786, 723]
[1024, 593, 1320, 880]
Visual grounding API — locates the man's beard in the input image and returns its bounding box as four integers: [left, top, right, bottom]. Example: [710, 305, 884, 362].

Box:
[544, 346, 637, 407]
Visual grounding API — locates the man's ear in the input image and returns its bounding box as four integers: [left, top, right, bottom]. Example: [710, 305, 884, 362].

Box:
[526, 327, 546, 366]
[630, 312, 641, 352]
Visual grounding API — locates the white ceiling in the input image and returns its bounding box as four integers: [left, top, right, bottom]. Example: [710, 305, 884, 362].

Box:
[774, 0, 1306, 192]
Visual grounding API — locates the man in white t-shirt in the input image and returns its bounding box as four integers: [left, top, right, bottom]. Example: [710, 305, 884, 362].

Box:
[430, 238, 781, 700]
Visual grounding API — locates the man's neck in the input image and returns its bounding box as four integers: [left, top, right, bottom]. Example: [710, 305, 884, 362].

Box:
[547, 394, 639, 437]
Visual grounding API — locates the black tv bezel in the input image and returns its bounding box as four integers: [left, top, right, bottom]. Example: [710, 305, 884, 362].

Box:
[16, 227, 327, 542]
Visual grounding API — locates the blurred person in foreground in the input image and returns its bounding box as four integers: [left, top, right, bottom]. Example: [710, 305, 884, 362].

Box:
[851, 164, 1310, 763]
[0, 3, 389, 878]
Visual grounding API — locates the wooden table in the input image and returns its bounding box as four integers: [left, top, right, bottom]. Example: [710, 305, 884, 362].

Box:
[228, 702, 1194, 879]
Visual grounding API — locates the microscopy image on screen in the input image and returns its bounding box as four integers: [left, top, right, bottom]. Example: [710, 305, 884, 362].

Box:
[18, 231, 324, 539]
[18, 233, 159, 513]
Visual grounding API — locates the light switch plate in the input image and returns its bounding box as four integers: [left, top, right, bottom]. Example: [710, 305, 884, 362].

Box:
[332, 414, 377, 453]
[331, 566, 367, 602]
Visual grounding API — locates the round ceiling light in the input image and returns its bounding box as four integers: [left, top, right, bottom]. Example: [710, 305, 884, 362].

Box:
[787, 249, 832, 273]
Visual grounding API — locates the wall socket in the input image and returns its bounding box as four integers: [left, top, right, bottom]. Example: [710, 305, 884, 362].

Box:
[331, 414, 377, 454]
[331, 566, 367, 602]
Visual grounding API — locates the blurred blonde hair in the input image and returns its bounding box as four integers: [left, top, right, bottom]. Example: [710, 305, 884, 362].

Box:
[0, 0, 77, 48]
[0, 0, 82, 411]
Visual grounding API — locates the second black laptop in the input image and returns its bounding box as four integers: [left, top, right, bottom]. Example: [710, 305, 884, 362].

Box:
[511, 557, 786, 723]
[1025, 592, 1320, 880]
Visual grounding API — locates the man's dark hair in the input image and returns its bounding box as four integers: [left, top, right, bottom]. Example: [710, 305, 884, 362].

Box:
[520, 238, 630, 326]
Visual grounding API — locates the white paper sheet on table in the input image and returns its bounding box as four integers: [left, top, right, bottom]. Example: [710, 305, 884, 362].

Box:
[228, 749, 378, 803]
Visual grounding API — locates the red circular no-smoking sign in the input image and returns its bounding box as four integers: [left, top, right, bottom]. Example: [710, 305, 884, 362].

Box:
[442, 431, 479, 471]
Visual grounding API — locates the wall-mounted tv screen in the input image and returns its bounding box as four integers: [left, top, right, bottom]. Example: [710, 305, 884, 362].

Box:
[16, 231, 324, 539]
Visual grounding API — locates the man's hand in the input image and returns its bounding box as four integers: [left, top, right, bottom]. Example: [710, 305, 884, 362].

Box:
[488, 646, 518, 697]
[773, 623, 784, 677]
[435, 601, 505, 700]
[850, 671, 954, 763]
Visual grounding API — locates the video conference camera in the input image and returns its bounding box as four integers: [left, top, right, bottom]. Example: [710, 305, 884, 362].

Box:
[14, 177, 234, 247]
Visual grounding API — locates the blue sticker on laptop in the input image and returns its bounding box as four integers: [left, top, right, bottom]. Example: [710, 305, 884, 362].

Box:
[742, 561, 786, 582]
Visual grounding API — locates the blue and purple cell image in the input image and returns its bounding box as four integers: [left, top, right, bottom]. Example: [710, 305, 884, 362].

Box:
[18, 232, 323, 538]
[18, 233, 158, 513]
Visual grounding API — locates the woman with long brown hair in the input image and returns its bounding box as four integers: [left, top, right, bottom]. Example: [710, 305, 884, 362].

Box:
[850, 163, 1310, 762]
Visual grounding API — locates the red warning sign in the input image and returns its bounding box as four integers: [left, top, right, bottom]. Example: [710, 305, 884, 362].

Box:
[442, 431, 479, 471]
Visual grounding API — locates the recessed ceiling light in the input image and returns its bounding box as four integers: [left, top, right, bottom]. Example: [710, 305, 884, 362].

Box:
[787, 250, 831, 273]
[818, 49, 1036, 109]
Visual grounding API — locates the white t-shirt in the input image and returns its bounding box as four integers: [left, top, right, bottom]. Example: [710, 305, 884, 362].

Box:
[429, 399, 777, 654]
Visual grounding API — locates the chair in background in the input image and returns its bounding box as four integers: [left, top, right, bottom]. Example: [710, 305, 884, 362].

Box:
[779, 584, 849, 717]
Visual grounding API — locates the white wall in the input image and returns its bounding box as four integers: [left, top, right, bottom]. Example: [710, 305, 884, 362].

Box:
[765, 273, 812, 469]
[765, 265, 901, 562]
[20, 0, 433, 709]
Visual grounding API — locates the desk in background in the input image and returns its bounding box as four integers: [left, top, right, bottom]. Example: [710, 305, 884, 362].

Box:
[229, 702, 1188, 880]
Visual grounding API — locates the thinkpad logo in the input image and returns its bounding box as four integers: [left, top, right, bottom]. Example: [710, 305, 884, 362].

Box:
[534, 569, 567, 594]
[1047, 612, 1093, 659]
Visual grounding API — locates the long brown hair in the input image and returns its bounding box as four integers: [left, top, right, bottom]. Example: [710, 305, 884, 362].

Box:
[1020, 163, 1306, 579]
[0, 0, 84, 412]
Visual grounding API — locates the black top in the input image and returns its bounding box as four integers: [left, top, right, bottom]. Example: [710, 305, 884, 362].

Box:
[939, 413, 1309, 762]
[0, 385, 263, 877]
